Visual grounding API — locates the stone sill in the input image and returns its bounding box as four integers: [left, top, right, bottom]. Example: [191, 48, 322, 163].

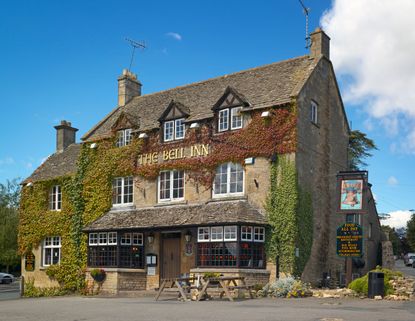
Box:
[207, 196, 248, 203]
[190, 268, 270, 274]
[86, 268, 146, 273]
[154, 200, 188, 207]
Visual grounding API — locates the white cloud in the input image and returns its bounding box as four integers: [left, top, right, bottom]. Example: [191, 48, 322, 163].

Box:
[166, 32, 182, 41]
[382, 210, 413, 229]
[321, 0, 415, 153]
[0, 157, 15, 166]
[387, 176, 399, 186]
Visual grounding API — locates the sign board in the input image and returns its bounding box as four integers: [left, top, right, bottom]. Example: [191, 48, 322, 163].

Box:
[336, 223, 363, 257]
[25, 252, 35, 271]
[336, 171, 368, 214]
[147, 266, 156, 276]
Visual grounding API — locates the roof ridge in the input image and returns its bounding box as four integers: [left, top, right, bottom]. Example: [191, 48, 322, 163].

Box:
[132, 55, 311, 101]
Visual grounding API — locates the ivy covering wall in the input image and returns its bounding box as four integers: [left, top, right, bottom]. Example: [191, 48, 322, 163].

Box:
[19, 106, 307, 293]
[266, 155, 313, 276]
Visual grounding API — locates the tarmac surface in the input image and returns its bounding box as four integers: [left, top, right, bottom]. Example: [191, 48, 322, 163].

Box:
[0, 295, 414, 321]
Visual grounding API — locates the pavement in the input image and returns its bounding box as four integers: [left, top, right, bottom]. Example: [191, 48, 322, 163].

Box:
[0, 261, 413, 321]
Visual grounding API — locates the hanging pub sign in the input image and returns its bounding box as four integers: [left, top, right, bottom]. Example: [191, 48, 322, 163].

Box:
[25, 252, 35, 272]
[336, 171, 368, 214]
[336, 223, 363, 257]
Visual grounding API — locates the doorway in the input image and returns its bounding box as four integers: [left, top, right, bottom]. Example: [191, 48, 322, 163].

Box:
[161, 232, 181, 279]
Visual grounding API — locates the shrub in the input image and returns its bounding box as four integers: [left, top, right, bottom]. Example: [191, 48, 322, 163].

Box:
[23, 277, 68, 297]
[348, 266, 402, 296]
[262, 277, 311, 298]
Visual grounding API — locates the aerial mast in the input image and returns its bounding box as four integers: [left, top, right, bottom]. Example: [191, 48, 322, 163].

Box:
[125, 37, 146, 72]
[298, 0, 311, 49]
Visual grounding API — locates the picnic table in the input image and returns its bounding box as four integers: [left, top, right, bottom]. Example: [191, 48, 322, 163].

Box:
[155, 275, 254, 302]
[197, 276, 254, 302]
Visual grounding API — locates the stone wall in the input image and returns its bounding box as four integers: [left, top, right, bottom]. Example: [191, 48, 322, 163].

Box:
[382, 241, 395, 270]
[296, 57, 349, 283]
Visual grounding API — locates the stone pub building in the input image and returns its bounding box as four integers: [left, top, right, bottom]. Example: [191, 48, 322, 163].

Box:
[20, 29, 383, 294]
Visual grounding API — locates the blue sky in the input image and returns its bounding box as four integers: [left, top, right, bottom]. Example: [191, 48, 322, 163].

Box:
[1, 0, 414, 225]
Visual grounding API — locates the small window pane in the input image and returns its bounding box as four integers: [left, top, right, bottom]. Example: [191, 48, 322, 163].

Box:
[218, 109, 229, 131]
[231, 107, 242, 129]
[198, 227, 210, 242]
[224, 226, 237, 241]
[108, 232, 117, 245]
[159, 171, 171, 200]
[175, 119, 185, 139]
[89, 233, 98, 245]
[254, 227, 265, 242]
[99, 233, 107, 245]
[164, 121, 174, 141]
[124, 129, 132, 146]
[241, 226, 253, 241]
[132, 233, 143, 245]
[211, 226, 223, 241]
[121, 233, 131, 245]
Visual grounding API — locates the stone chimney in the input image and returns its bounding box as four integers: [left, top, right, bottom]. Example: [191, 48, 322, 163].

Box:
[118, 69, 142, 106]
[310, 27, 330, 59]
[54, 120, 78, 153]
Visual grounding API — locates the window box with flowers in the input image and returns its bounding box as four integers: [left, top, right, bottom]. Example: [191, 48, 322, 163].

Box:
[90, 268, 106, 282]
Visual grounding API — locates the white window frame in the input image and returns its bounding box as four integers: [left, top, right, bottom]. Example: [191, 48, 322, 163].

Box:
[42, 236, 61, 266]
[198, 227, 210, 242]
[310, 101, 318, 124]
[210, 226, 224, 242]
[158, 170, 185, 202]
[231, 107, 243, 129]
[112, 176, 134, 206]
[213, 162, 244, 198]
[218, 109, 229, 132]
[241, 226, 253, 241]
[89, 233, 98, 246]
[132, 233, 143, 245]
[49, 185, 62, 211]
[98, 232, 108, 245]
[224, 226, 237, 241]
[121, 232, 132, 245]
[116, 128, 132, 147]
[254, 227, 265, 242]
[164, 118, 185, 141]
[108, 232, 117, 245]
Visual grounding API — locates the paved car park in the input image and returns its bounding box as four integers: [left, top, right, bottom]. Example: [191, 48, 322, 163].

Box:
[0, 296, 415, 321]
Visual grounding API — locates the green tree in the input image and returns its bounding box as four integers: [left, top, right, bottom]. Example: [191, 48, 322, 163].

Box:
[348, 130, 378, 170]
[406, 213, 415, 251]
[0, 179, 21, 272]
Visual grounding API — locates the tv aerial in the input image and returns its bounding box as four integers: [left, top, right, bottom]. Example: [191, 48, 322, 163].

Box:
[125, 37, 146, 72]
[298, 0, 311, 49]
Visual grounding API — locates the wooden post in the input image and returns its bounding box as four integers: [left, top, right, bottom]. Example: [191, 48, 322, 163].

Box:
[345, 257, 353, 286]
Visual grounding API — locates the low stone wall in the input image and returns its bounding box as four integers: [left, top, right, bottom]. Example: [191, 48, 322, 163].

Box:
[86, 269, 147, 295]
[118, 272, 146, 291]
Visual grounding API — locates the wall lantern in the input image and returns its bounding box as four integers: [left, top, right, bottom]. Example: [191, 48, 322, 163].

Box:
[184, 230, 192, 243]
[26, 182, 33, 187]
[261, 111, 270, 118]
[190, 122, 200, 129]
[147, 232, 154, 244]
[138, 133, 148, 139]
[90, 143, 97, 149]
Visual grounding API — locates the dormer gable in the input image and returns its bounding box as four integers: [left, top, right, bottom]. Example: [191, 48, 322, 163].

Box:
[158, 100, 190, 123]
[111, 112, 139, 132]
[212, 86, 250, 111]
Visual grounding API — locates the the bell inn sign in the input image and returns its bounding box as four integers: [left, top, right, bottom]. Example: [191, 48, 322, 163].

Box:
[138, 143, 210, 165]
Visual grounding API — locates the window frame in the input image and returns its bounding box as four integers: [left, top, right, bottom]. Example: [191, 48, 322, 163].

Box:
[218, 107, 243, 132]
[253, 227, 265, 243]
[212, 162, 244, 198]
[224, 226, 237, 241]
[310, 101, 318, 124]
[163, 118, 185, 142]
[218, 109, 229, 132]
[42, 236, 61, 266]
[230, 107, 243, 130]
[158, 170, 185, 203]
[116, 128, 132, 147]
[198, 227, 210, 242]
[112, 176, 134, 206]
[49, 185, 62, 211]
[241, 226, 253, 241]
[210, 226, 224, 242]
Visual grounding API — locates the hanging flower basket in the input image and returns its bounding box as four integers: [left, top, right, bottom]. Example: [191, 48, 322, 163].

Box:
[90, 268, 106, 282]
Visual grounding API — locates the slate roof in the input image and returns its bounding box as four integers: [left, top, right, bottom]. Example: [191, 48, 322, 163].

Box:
[83, 200, 267, 231]
[23, 144, 81, 183]
[82, 55, 318, 141]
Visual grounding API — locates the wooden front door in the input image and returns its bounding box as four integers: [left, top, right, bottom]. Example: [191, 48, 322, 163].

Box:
[161, 235, 181, 279]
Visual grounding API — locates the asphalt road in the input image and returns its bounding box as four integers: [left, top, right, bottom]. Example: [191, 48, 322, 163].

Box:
[0, 280, 20, 301]
[0, 296, 414, 321]
[395, 259, 415, 278]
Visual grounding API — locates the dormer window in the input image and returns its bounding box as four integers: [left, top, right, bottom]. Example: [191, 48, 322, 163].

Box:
[116, 128, 132, 147]
[218, 107, 243, 132]
[49, 185, 61, 211]
[164, 118, 185, 142]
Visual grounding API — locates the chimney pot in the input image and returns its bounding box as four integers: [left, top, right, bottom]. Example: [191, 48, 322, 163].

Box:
[54, 120, 78, 153]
